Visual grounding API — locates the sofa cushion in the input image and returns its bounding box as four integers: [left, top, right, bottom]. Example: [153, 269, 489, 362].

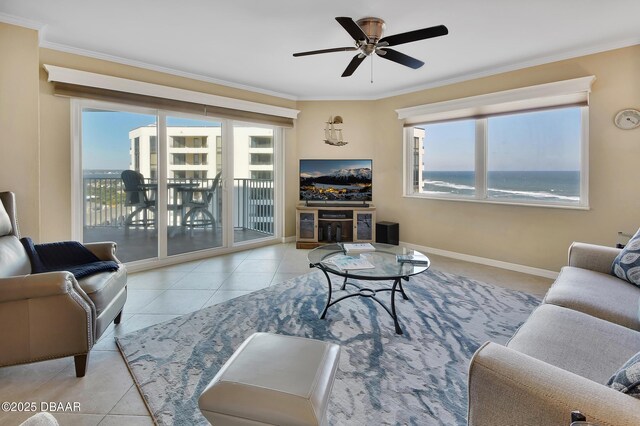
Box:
[78, 266, 127, 316]
[607, 351, 640, 398]
[612, 228, 640, 286]
[507, 304, 640, 384]
[543, 266, 640, 330]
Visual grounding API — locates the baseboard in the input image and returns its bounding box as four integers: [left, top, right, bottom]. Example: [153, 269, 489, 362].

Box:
[281, 236, 296, 243]
[399, 241, 559, 279]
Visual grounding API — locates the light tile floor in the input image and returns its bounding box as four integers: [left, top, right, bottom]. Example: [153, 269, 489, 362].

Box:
[0, 243, 553, 425]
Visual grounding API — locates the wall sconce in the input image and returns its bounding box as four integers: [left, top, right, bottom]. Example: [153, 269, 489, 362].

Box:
[324, 116, 348, 146]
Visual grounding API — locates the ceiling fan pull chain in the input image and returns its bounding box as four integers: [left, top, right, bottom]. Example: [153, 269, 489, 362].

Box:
[370, 54, 374, 84]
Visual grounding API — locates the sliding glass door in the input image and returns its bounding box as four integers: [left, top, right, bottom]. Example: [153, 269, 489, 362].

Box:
[77, 101, 281, 265]
[232, 123, 277, 244]
[81, 106, 159, 263]
[165, 116, 225, 256]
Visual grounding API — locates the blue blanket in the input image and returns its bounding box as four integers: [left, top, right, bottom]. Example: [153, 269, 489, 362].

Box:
[20, 237, 119, 279]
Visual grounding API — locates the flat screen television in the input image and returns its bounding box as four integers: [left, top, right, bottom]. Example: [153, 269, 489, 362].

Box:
[299, 159, 372, 202]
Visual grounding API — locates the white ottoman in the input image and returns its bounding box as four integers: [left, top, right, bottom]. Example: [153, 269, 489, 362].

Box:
[198, 332, 340, 426]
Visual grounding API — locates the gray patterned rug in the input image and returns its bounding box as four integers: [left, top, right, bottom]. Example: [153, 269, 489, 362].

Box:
[116, 268, 540, 425]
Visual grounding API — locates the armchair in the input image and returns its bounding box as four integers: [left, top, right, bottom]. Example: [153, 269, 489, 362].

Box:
[0, 192, 127, 377]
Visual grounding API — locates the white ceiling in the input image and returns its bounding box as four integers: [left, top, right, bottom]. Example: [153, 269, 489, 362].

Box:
[2, 0, 639, 100]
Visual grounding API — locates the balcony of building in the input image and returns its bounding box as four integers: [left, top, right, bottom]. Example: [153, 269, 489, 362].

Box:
[82, 176, 274, 263]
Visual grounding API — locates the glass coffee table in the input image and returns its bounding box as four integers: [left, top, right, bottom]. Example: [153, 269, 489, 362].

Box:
[308, 243, 431, 334]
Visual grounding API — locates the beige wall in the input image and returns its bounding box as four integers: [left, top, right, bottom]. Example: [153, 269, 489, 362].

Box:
[3, 20, 638, 272]
[0, 23, 41, 239]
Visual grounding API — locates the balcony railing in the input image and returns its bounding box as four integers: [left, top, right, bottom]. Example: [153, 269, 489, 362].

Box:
[234, 178, 274, 234]
[83, 177, 274, 235]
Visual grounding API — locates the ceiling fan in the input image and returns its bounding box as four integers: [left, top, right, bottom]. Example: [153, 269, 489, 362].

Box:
[293, 17, 448, 77]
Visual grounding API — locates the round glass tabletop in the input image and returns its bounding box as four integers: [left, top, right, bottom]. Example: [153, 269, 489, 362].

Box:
[307, 243, 430, 280]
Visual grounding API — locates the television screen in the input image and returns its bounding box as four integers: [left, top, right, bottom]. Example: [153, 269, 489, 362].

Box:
[300, 159, 372, 202]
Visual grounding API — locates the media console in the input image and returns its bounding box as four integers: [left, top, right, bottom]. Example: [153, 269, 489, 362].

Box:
[296, 204, 376, 249]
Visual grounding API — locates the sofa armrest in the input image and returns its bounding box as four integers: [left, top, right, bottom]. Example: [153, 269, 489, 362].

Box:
[83, 241, 120, 262]
[468, 342, 640, 426]
[568, 242, 621, 275]
[0, 272, 79, 303]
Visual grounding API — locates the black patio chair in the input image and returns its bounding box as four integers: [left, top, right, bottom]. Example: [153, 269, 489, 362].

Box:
[121, 170, 156, 229]
[182, 172, 222, 230]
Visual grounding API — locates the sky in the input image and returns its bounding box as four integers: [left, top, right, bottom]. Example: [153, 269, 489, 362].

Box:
[299, 159, 372, 177]
[82, 111, 220, 170]
[419, 107, 581, 172]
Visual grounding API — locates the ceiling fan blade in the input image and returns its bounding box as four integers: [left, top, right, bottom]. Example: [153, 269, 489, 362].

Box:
[342, 54, 366, 77]
[293, 47, 358, 57]
[379, 25, 448, 47]
[335, 17, 369, 42]
[377, 48, 424, 69]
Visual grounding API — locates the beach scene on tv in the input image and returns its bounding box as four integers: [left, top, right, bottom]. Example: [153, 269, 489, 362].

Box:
[300, 159, 372, 201]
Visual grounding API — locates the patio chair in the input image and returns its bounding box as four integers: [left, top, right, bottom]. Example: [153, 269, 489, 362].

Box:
[0, 191, 127, 377]
[121, 170, 156, 229]
[183, 172, 222, 229]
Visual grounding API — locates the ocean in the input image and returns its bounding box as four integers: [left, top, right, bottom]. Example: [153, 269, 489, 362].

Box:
[83, 169, 124, 179]
[422, 171, 580, 203]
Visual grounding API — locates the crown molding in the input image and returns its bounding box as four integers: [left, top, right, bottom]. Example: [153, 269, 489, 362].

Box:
[39, 40, 299, 101]
[0, 12, 45, 31]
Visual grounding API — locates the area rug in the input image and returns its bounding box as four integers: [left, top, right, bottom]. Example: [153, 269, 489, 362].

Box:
[116, 269, 541, 425]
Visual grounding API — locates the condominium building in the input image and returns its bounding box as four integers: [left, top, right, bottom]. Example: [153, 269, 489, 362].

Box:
[128, 125, 274, 180]
[413, 128, 425, 191]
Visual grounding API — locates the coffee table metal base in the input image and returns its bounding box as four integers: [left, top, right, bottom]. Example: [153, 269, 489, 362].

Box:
[317, 267, 410, 335]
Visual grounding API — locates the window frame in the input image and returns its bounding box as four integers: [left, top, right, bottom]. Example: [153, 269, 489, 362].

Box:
[400, 77, 594, 210]
[403, 106, 590, 209]
[70, 98, 286, 269]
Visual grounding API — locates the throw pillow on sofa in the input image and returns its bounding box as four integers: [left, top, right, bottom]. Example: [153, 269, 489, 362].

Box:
[612, 228, 640, 286]
[607, 351, 640, 398]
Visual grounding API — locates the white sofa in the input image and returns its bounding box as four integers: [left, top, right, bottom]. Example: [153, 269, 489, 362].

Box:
[468, 242, 640, 426]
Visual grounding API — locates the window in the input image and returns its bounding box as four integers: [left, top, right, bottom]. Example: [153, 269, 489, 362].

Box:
[172, 136, 185, 148]
[486, 108, 581, 203]
[251, 170, 273, 180]
[172, 153, 186, 165]
[149, 136, 157, 179]
[133, 137, 140, 171]
[401, 77, 593, 208]
[62, 61, 293, 263]
[250, 153, 273, 165]
[250, 136, 273, 148]
[419, 120, 476, 197]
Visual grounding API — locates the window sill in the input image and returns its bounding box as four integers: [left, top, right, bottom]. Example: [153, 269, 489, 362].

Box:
[403, 193, 590, 210]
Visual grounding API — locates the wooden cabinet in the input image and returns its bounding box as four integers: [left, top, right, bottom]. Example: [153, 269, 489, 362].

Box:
[355, 211, 375, 241]
[296, 210, 318, 242]
[296, 205, 376, 249]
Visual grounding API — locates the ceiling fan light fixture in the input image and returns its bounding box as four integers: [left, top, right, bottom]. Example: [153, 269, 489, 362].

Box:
[355, 17, 386, 42]
[292, 16, 448, 78]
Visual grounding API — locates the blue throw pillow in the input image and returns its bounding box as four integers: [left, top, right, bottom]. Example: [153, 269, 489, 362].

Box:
[607, 351, 640, 398]
[612, 228, 640, 286]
